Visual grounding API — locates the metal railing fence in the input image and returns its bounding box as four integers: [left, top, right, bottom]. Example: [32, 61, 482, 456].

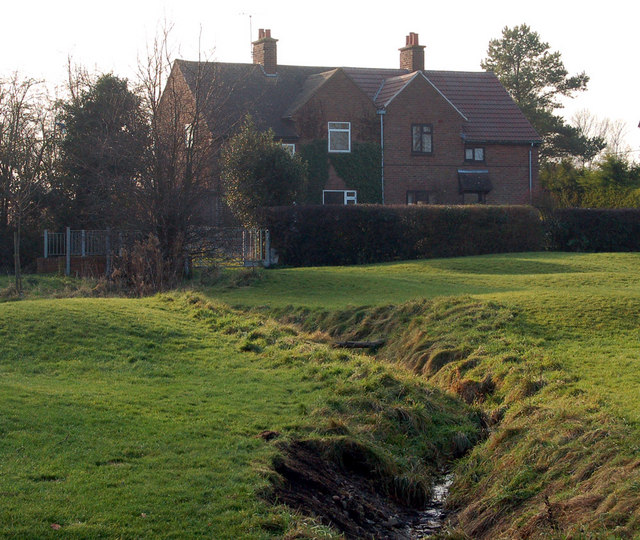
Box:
[188, 228, 272, 268]
[43, 227, 272, 275]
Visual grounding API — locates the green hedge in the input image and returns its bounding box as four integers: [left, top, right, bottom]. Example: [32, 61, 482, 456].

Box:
[260, 205, 545, 266]
[546, 208, 640, 252]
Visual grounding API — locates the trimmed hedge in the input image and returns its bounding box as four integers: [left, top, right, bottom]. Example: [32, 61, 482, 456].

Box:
[546, 208, 640, 252]
[259, 205, 545, 267]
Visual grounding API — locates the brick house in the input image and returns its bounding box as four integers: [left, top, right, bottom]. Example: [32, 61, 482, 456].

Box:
[166, 29, 540, 221]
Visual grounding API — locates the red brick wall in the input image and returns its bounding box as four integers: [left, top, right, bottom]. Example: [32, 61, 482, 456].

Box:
[37, 256, 107, 277]
[481, 144, 540, 204]
[382, 76, 539, 205]
[293, 71, 539, 206]
[383, 75, 465, 204]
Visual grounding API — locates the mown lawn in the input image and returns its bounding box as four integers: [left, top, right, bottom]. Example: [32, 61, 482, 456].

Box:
[211, 252, 640, 424]
[210, 251, 640, 307]
[1, 297, 311, 538]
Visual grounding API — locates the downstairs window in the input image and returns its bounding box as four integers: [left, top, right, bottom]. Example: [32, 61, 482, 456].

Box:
[323, 190, 357, 205]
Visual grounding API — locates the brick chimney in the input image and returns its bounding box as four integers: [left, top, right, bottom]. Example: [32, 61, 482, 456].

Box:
[252, 28, 278, 75]
[399, 32, 425, 72]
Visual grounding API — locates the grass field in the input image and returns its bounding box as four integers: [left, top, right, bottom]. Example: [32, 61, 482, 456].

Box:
[2, 252, 640, 538]
[210, 252, 640, 425]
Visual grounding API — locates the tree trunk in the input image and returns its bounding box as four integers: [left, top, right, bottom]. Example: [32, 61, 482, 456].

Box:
[13, 224, 22, 296]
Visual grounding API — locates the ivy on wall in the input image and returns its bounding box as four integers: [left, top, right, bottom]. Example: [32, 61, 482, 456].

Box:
[298, 140, 329, 204]
[298, 140, 382, 204]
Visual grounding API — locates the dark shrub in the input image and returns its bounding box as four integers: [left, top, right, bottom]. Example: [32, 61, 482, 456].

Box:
[547, 208, 640, 252]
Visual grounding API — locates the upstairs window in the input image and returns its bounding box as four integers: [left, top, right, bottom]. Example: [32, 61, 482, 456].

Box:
[412, 124, 433, 154]
[465, 147, 485, 162]
[328, 122, 351, 153]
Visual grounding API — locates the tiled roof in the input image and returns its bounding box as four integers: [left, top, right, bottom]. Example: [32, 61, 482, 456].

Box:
[342, 67, 406, 99]
[373, 72, 417, 108]
[175, 60, 332, 139]
[284, 69, 338, 117]
[424, 70, 541, 143]
[175, 60, 540, 143]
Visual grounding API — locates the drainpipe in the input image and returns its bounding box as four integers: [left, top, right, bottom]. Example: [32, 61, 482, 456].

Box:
[529, 143, 533, 205]
[377, 109, 386, 205]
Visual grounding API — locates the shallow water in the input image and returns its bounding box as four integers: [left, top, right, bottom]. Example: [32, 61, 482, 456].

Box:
[408, 473, 454, 539]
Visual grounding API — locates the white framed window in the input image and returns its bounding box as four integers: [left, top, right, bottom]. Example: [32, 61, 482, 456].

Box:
[281, 143, 296, 155]
[323, 190, 357, 205]
[465, 147, 485, 162]
[185, 123, 194, 148]
[328, 122, 351, 153]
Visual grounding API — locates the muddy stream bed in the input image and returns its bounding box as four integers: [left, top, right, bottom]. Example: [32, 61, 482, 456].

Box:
[269, 439, 455, 539]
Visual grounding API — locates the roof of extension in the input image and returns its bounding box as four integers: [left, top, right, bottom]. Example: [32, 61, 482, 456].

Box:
[175, 59, 540, 143]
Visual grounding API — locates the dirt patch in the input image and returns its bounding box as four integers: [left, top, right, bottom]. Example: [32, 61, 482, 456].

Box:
[268, 439, 441, 539]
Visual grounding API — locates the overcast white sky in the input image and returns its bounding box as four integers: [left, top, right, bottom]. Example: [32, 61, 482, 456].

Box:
[3, 0, 639, 156]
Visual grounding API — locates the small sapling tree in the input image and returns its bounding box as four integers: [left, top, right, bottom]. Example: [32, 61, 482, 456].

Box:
[221, 117, 307, 227]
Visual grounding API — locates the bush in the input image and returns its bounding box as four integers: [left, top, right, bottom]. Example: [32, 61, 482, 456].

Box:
[546, 208, 640, 252]
[109, 234, 183, 296]
[259, 205, 545, 266]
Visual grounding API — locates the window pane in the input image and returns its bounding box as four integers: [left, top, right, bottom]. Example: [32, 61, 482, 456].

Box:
[329, 122, 349, 130]
[475, 148, 484, 161]
[330, 131, 349, 152]
[323, 191, 344, 205]
[412, 126, 422, 152]
[281, 143, 295, 155]
[422, 133, 432, 153]
[465, 148, 474, 160]
[408, 190, 429, 204]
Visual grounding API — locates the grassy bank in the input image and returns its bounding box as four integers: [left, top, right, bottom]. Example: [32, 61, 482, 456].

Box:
[0, 293, 478, 538]
[204, 252, 640, 537]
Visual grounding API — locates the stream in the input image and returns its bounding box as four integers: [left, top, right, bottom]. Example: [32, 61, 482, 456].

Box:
[407, 473, 454, 538]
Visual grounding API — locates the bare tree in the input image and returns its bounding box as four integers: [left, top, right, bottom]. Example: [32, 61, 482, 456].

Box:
[0, 74, 56, 293]
[606, 119, 630, 157]
[135, 23, 252, 280]
[572, 109, 631, 163]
